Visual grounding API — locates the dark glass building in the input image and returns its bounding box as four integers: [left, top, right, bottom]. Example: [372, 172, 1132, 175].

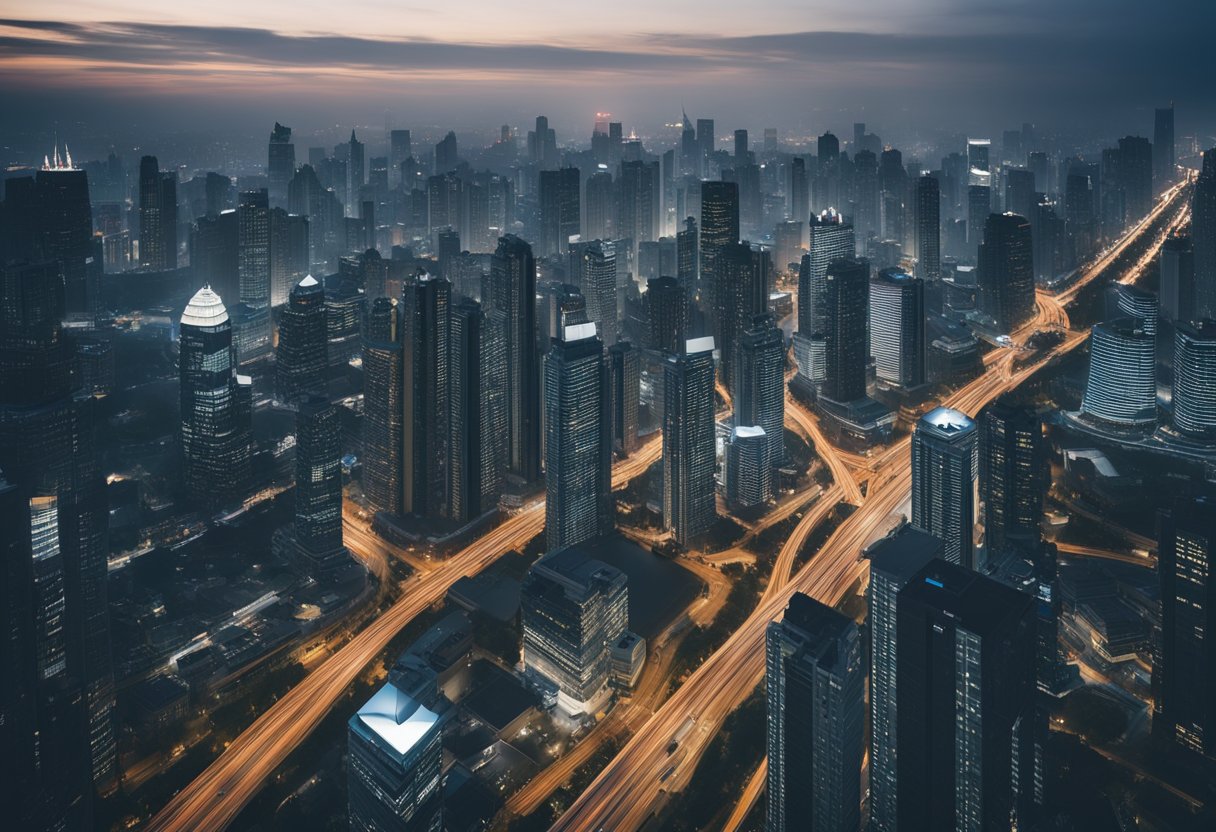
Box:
[663, 337, 717, 546]
[401, 273, 450, 521]
[489, 235, 541, 484]
[276, 275, 328, 403]
[821, 257, 869, 403]
[362, 298, 403, 516]
[980, 398, 1045, 559]
[294, 397, 348, 572]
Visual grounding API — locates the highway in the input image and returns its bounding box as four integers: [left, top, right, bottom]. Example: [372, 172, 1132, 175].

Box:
[548, 180, 1192, 832]
[146, 437, 662, 832]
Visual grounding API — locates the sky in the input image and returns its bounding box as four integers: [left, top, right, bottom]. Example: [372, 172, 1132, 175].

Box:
[0, 1, 1213, 146]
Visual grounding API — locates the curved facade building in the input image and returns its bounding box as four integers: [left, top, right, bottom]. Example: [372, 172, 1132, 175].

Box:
[1080, 319, 1156, 428]
[1173, 320, 1216, 439]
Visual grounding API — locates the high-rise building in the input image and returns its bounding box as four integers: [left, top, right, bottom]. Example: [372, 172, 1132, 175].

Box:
[1154, 496, 1216, 759]
[617, 160, 660, 253]
[539, 167, 580, 256]
[179, 286, 252, 507]
[913, 175, 940, 280]
[800, 210, 855, 336]
[663, 337, 717, 546]
[138, 155, 177, 270]
[896, 559, 1041, 832]
[390, 129, 412, 184]
[235, 189, 273, 364]
[734, 314, 784, 469]
[980, 398, 1044, 558]
[584, 170, 614, 241]
[1111, 283, 1158, 336]
[1080, 319, 1157, 428]
[293, 397, 348, 572]
[1159, 235, 1195, 322]
[267, 122, 295, 207]
[977, 212, 1034, 333]
[765, 592, 864, 832]
[866, 526, 945, 832]
[677, 216, 699, 289]
[821, 257, 869, 403]
[911, 407, 978, 569]
[724, 425, 771, 508]
[362, 298, 403, 516]
[347, 130, 365, 210]
[490, 235, 541, 484]
[1154, 105, 1175, 189]
[521, 545, 628, 713]
[33, 154, 99, 319]
[1172, 319, 1216, 439]
[401, 273, 450, 521]
[699, 181, 740, 312]
[715, 242, 770, 390]
[347, 682, 443, 832]
[1194, 150, 1216, 318]
[696, 118, 715, 169]
[544, 322, 613, 551]
[269, 208, 309, 307]
[449, 297, 505, 525]
[966, 185, 990, 250]
[608, 340, 639, 454]
[789, 157, 809, 226]
[645, 275, 687, 353]
[869, 269, 925, 389]
[569, 239, 617, 346]
[1117, 135, 1154, 220]
[276, 275, 328, 403]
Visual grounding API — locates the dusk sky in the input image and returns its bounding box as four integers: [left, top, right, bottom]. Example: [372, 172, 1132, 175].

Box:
[1, 1, 1213, 141]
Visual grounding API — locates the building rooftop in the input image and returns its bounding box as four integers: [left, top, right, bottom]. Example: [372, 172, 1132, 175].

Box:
[867, 525, 945, 581]
[685, 335, 715, 355]
[181, 286, 228, 327]
[732, 425, 767, 439]
[919, 406, 975, 437]
[356, 682, 439, 757]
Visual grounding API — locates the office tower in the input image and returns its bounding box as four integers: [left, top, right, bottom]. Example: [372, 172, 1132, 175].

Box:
[733, 128, 748, 160]
[33, 153, 98, 319]
[585, 170, 614, 240]
[1111, 283, 1157, 335]
[789, 157, 809, 225]
[869, 269, 925, 389]
[539, 167, 580, 256]
[326, 277, 365, 369]
[696, 118, 715, 169]
[913, 175, 940, 280]
[1159, 235, 1195, 322]
[293, 397, 348, 572]
[801, 210, 855, 336]
[544, 322, 613, 551]
[527, 116, 556, 168]
[608, 340, 639, 454]
[715, 242, 770, 390]
[347, 130, 365, 209]
[204, 170, 231, 216]
[269, 208, 309, 306]
[390, 129, 412, 183]
[617, 159, 660, 251]
[765, 592, 864, 832]
[1117, 135, 1154, 220]
[1080, 319, 1156, 428]
[401, 273, 450, 521]
[1, 259, 116, 814]
[542, 282, 588, 344]
[817, 130, 840, 164]
[966, 138, 991, 182]
[734, 314, 784, 469]
[449, 298, 505, 524]
[821, 257, 869, 403]
[966, 185, 990, 249]
[1155, 497, 1216, 759]
[347, 681, 443, 832]
[1005, 167, 1035, 220]
[724, 426, 772, 508]
[138, 155, 177, 270]
[911, 407, 978, 569]
[1194, 150, 1216, 318]
[362, 298, 403, 516]
[427, 171, 463, 236]
[734, 162, 762, 236]
[232, 189, 273, 364]
[699, 181, 740, 308]
[878, 148, 907, 244]
[267, 122, 294, 207]
[1154, 105, 1175, 188]
[677, 216, 698, 289]
[866, 527, 945, 832]
[569, 239, 618, 346]
[0, 476, 39, 822]
[179, 286, 252, 506]
[980, 398, 1044, 558]
[1065, 171, 1098, 260]
[896, 560, 1040, 832]
[490, 235, 541, 484]
[1172, 319, 1216, 439]
[977, 212, 1034, 333]
[663, 337, 717, 546]
[772, 221, 801, 275]
[646, 275, 687, 354]
[276, 275, 328, 403]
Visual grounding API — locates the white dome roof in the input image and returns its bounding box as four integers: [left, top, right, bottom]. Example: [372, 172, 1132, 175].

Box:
[181, 286, 229, 327]
[298, 274, 318, 288]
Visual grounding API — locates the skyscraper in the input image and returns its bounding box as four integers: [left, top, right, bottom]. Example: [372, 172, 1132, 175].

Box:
[569, 239, 617, 346]
[1154, 496, 1216, 760]
[645, 275, 687, 354]
[362, 298, 403, 516]
[490, 235, 542, 484]
[539, 166, 580, 256]
[401, 273, 450, 521]
[347, 130, 365, 211]
[294, 397, 348, 572]
[911, 407, 978, 569]
[734, 314, 784, 470]
[584, 170, 614, 241]
[724, 426, 771, 508]
[800, 209, 855, 336]
[869, 269, 925, 389]
[699, 181, 740, 312]
[677, 216, 699, 289]
[663, 337, 717, 546]
[1154, 105, 1175, 189]
[138, 155, 177, 270]
[1172, 319, 1216, 439]
[1080, 319, 1157, 429]
[1117, 135, 1153, 220]
[1159, 235, 1195, 322]
[390, 129, 412, 184]
[34, 154, 98, 319]
[896, 559, 1041, 832]
[866, 526, 945, 832]
[980, 398, 1044, 558]
[607, 340, 639, 455]
[276, 275, 328, 404]
[347, 682, 444, 832]
[234, 189, 273, 364]
[765, 592, 864, 832]
[977, 212, 1034, 333]
[1194, 149, 1216, 318]
[715, 242, 770, 390]
[449, 297, 505, 525]
[913, 175, 940, 280]
[267, 122, 295, 207]
[544, 322, 613, 552]
[179, 286, 252, 507]
[821, 257, 869, 403]
[617, 159, 660, 252]
[269, 208, 309, 307]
